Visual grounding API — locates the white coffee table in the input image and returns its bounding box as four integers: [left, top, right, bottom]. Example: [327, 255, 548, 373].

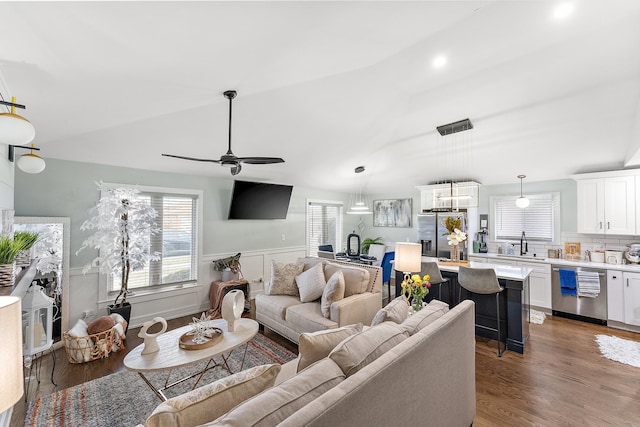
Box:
[124, 317, 259, 401]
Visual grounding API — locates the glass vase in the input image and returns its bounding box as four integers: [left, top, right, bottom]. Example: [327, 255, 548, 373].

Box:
[450, 245, 460, 262]
[411, 296, 424, 312]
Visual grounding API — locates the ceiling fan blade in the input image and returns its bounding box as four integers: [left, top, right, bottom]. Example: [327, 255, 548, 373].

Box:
[237, 157, 285, 164]
[162, 153, 221, 163]
[231, 163, 242, 175]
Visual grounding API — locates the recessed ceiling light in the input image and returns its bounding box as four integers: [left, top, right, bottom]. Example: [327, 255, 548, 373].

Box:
[432, 55, 447, 68]
[553, 2, 574, 20]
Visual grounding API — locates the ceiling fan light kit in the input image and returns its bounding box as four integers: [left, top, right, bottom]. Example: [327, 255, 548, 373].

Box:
[162, 90, 284, 176]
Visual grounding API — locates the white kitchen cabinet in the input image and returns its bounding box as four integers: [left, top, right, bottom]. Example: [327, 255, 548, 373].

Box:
[623, 272, 640, 326]
[520, 261, 551, 310]
[607, 270, 624, 322]
[575, 176, 635, 235]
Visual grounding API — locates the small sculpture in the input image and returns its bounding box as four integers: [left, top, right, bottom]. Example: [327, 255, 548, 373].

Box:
[186, 312, 218, 344]
[222, 290, 244, 332]
[138, 317, 167, 355]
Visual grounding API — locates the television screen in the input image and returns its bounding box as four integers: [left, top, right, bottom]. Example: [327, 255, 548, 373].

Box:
[228, 180, 293, 220]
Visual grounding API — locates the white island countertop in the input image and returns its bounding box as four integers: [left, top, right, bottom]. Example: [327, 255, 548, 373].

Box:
[468, 252, 640, 272]
[421, 256, 533, 281]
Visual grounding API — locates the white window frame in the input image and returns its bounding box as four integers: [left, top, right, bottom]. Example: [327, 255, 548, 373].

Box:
[490, 192, 561, 243]
[306, 199, 343, 257]
[97, 183, 203, 303]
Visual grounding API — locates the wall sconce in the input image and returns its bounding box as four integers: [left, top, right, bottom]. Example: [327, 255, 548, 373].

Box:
[516, 174, 530, 208]
[0, 96, 36, 145]
[8, 144, 46, 174]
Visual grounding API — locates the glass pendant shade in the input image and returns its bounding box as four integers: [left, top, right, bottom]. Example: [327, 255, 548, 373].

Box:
[0, 97, 36, 145]
[17, 152, 46, 174]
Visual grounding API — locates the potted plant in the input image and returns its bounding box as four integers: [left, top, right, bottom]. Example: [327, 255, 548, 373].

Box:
[212, 253, 242, 281]
[0, 234, 33, 287]
[77, 183, 160, 326]
[14, 231, 40, 266]
[361, 237, 383, 254]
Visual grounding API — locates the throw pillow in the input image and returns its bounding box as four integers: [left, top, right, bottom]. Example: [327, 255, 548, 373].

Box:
[267, 261, 304, 296]
[208, 358, 344, 427]
[399, 299, 450, 335]
[371, 296, 409, 326]
[146, 364, 281, 427]
[324, 262, 370, 297]
[321, 270, 345, 318]
[295, 262, 326, 302]
[297, 323, 363, 372]
[329, 321, 408, 377]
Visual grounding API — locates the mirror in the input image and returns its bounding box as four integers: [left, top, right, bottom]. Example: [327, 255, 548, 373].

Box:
[14, 217, 70, 342]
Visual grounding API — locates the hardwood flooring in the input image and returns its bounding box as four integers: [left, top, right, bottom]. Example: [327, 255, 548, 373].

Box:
[10, 305, 640, 426]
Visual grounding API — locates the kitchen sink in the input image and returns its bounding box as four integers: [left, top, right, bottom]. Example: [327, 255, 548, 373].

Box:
[495, 254, 546, 261]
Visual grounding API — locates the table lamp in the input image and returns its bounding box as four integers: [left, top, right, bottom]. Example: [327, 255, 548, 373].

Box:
[394, 242, 422, 284]
[0, 296, 24, 413]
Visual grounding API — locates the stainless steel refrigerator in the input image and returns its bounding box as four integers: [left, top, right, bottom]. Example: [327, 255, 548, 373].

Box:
[416, 212, 467, 259]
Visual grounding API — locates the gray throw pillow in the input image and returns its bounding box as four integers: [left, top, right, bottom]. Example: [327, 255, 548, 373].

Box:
[268, 261, 304, 296]
[371, 296, 409, 326]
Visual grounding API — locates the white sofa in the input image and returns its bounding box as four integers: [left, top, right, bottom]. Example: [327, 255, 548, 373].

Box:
[255, 257, 383, 343]
[142, 300, 476, 427]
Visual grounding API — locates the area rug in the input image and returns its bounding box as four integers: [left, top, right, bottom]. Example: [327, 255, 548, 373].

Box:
[595, 334, 640, 368]
[529, 309, 547, 325]
[25, 333, 296, 427]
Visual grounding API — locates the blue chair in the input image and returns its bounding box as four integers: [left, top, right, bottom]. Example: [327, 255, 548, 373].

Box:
[381, 251, 395, 299]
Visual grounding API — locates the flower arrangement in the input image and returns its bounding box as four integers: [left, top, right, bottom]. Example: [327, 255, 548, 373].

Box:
[444, 216, 467, 246]
[401, 273, 431, 311]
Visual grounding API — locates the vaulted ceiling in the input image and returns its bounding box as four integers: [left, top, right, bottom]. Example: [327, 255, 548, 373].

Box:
[2, 1, 640, 193]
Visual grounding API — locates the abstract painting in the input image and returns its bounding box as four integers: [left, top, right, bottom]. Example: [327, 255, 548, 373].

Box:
[373, 199, 412, 227]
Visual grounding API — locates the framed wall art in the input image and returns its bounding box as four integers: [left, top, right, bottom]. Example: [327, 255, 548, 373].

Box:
[373, 199, 412, 227]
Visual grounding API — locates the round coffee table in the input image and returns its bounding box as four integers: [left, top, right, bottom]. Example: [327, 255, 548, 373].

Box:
[124, 317, 258, 401]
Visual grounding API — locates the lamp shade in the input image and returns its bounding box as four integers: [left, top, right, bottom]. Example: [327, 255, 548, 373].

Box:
[394, 242, 422, 273]
[515, 196, 530, 208]
[17, 153, 46, 174]
[0, 296, 24, 412]
[0, 112, 35, 145]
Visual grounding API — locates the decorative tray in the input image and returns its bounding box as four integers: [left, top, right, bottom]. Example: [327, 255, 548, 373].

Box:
[179, 328, 223, 351]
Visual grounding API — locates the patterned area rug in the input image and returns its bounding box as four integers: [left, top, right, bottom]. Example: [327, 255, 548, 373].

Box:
[25, 333, 296, 427]
[529, 309, 547, 325]
[595, 334, 640, 368]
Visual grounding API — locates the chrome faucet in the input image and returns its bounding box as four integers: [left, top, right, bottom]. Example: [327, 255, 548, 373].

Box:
[520, 231, 528, 256]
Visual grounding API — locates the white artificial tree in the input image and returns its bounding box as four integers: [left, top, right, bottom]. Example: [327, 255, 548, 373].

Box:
[78, 182, 160, 307]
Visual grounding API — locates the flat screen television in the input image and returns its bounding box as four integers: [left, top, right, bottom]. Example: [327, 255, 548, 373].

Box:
[228, 180, 293, 220]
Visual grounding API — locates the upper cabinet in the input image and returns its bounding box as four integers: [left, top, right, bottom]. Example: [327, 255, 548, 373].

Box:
[417, 181, 480, 212]
[573, 171, 636, 235]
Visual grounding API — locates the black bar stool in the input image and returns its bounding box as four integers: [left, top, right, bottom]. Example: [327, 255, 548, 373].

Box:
[458, 266, 505, 357]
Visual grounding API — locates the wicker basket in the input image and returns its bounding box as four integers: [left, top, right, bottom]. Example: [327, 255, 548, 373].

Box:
[63, 326, 125, 364]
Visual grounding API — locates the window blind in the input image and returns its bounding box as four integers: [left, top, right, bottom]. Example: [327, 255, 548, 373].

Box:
[307, 201, 343, 256]
[494, 194, 556, 242]
[111, 192, 198, 292]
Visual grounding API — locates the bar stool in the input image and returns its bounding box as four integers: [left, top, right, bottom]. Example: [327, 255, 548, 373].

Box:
[458, 266, 505, 356]
[420, 261, 449, 301]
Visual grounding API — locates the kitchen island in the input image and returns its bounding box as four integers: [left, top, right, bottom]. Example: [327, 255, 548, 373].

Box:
[396, 258, 532, 354]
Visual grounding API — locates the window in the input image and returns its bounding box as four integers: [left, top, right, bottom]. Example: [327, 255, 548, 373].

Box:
[492, 193, 560, 242]
[307, 200, 343, 256]
[108, 186, 200, 293]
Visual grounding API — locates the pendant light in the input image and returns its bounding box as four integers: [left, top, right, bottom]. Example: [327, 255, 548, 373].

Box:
[516, 175, 530, 208]
[8, 143, 46, 174]
[346, 166, 372, 215]
[0, 96, 35, 145]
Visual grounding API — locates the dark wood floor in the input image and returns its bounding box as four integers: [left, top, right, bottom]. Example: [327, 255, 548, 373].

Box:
[11, 302, 640, 427]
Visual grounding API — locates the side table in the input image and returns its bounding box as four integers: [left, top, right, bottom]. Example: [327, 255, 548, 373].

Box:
[208, 279, 250, 319]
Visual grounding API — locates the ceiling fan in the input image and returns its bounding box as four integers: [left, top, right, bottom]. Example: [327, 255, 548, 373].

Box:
[162, 90, 284, 176]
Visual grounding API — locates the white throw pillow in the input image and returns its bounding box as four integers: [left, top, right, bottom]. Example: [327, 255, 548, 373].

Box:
[297, 323, 363, 372]
[371, 296, 409, 326]
[321, 270, 345, 318]
[295, 262, 326, 302]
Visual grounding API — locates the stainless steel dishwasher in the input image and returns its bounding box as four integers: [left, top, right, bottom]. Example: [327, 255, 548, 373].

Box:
[551, 265, 607, 324]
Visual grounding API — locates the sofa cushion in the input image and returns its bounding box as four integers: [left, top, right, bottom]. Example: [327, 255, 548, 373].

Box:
[206, 358, 345, 427]
[371, 296, 409, 326]
[321, 270, 345, 318]
[285, 303, 337, 333]
[297, 323, 363, 372]
[295, 263, 326, 303]
[296, 257, 324, 272]
[268, 261, 304, 296]
[328, 321, 408, 377]
[399, 299, 450, 335]
[324, 262, 369, 297]
[255, 294, 302, 321]
[146, 364, 281, 427]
